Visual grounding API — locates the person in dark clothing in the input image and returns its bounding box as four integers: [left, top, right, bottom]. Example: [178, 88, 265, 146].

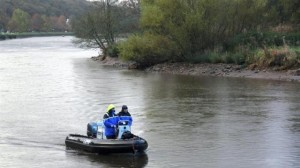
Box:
[103, 104, 119, 139]
[117, 105, 133, 126]
[118, 105, 131, 116]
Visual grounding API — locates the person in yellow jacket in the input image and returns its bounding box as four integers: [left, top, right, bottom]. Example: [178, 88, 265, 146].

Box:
[103, 104, 119, 139]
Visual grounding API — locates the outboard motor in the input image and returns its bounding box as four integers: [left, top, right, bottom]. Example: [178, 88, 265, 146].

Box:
[87, 122, 98, 138]
[117, 120, 132, 139]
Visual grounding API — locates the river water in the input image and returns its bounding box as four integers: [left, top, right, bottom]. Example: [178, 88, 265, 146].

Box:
[0, 37, 299, 168]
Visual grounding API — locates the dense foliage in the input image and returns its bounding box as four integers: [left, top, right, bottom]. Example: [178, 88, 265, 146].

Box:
[0, 0, 91, 32]
[119, 0, 299, 68]
[119, 33, 176, 67]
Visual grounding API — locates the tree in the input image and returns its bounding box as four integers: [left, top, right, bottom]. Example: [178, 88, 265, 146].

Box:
[0, 0, 91, 32]
[0, 1, 11, 32]
[40, 15, 51, 32]
[118, 0, 141, 33]
[266, 0, 300, 24]
[7, 8, 30, 32]
[31, 13, 42, 31]
[72, 0, 120, 56]
[119, 0, 274, 67]
[0, 12, 9, 32]
[56, 15, 67, 31]
[49, 16, 58, 31]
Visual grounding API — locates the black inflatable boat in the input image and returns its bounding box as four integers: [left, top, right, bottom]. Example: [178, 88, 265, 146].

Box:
[65, 120, 148, 154]
[65, 134, 148, 153]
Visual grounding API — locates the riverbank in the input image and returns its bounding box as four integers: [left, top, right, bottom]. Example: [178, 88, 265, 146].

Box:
[92, 56, 300, 82]
[0, 32, 74, 40]
[147, 63, 300, 82]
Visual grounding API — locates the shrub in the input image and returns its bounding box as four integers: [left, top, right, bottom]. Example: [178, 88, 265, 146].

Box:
[246, 46, 300, 69]
[119, 33, 176, 68]
[224, 52, 246, 65]
[186, 51, 246, 65]
[186, 52, 209, 64]
[107, 44, 119, 57]
[226, 32, 300, 51]
[207, 52, 224, 64]
[0, 34, 5, 40]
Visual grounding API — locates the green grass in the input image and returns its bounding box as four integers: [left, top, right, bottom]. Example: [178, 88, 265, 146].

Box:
[246, 46, 300, 70]
[186, 51, 246, 65]
[185, 45, 300, 70]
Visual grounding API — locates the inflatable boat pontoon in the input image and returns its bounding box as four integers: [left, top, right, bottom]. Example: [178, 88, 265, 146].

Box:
[65, 120, 148, 154]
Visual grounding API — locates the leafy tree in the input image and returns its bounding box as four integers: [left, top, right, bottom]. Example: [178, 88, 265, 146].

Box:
[266, 0, 300, 24]
[0, 12, 8, 32]
[31, 13, 42, 31]
[40, 15, 51, 32]
[7, 8, 30, 32]
[0, 0, 92, 32]
[56, 15, 67, 31]
[49, 16, 59, 31]
[0, 1, 12, 32]
[119, 33, 176, 67]
[119, 0, 274, 66]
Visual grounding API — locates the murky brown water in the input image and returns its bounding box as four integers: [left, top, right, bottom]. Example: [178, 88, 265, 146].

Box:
[0, 37, 299, 168]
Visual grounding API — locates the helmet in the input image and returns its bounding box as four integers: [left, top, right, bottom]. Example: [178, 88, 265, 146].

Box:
[106, 104, 115, 112]
[122, 105, 128, 110]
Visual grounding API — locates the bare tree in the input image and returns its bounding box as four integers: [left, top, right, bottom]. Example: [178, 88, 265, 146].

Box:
[72, 0, 119, 57]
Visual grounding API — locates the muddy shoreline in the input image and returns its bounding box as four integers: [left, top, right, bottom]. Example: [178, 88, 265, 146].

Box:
[92, 56, 300, 82]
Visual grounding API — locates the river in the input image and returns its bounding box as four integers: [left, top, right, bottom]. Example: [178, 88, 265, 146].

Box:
[0, 37, 299, 168]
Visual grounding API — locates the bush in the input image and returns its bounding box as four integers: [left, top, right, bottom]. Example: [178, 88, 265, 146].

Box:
[186, 51, 246, 65]
[107, 44, 119, 57]
[186, 52, 209, 63]
[0, 34, 5, 40]
[206, 52, 224, 64]
[246, 46, 300, 69]
[119, 33, 177, 68]
[224, 52, 246, 65]
[226, 32, 300, 51]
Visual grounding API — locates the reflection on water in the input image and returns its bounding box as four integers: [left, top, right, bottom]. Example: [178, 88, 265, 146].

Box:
[66, 150, 148, 168]
[140, 75, 300, 167]
[0, 37, 300, 168]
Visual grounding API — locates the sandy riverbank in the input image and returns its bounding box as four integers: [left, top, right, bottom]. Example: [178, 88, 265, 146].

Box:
[92, 56, 300, 82]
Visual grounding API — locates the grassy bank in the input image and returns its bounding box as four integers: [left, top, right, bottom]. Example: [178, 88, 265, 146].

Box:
[0, 32, 74, 40]
[118, 31, 300, 70]
[186, 46, 300, 70]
